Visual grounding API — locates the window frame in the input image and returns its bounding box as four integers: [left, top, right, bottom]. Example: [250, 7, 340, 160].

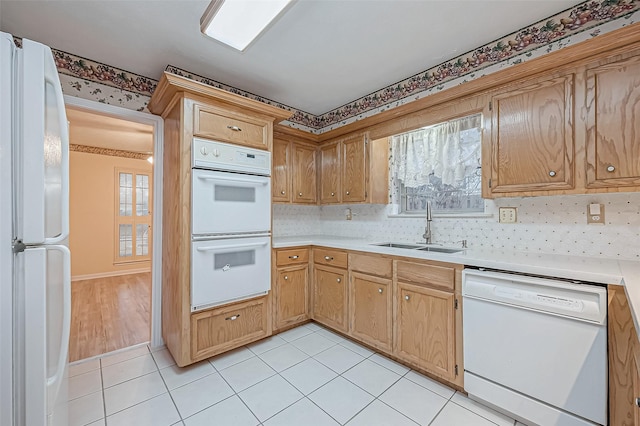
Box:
[114, 167, 153, 264]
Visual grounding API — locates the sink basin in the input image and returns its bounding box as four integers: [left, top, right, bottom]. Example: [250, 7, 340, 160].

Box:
[416, 247, 463, 254]
[372, 242, 423, 249]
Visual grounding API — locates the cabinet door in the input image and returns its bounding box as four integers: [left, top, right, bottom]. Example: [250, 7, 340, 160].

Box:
[634, 353, 640, 425]
[342, 135, 367, 202]
[490, 75, 574, 194]
[586, 55, 640, 188]
[275, 265, 308, 329]
[313, 265, 347, 332]
[350, 272, 392, 351]
[320, 142, 341, 204]
[272, 138, 291, 202]
[292, 144, 317, 204]
[396, 282, 456, 381]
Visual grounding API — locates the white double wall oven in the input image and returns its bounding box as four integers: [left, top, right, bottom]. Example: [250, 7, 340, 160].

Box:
[190, 138, 272, 312]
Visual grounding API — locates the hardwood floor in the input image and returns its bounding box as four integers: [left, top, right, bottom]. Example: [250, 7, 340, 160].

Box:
[69, 272, 151, 362]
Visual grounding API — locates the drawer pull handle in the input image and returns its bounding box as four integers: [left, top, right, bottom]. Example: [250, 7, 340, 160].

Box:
[324, 256, 333, 261]
[607, 165, 615, 172]
[404, 295, 410, 301]
[336, 278, 341, 283]
[284, 276, 288, 280]
[331, 192, 335, 196]
[225, 314, 241, 321]
[636, 397, 640, 407]
[378, 288, 383, 294]
[346, 191, 350, 195]
[289, 255, 299, 259]
[548, 170, 556, 177]
[280, 190, 286, 195]
[299, 192, 303, 196]
[227, 125, 242, 132]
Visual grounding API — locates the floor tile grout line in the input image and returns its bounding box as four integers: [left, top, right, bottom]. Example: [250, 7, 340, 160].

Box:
[304, 395, 344, 426]
[100, 366, 160, 391]
[179, 393, 238, 423]
[213, 365, 263, 425]
[148, 348, 182, 422]
[447, 397, 513, 426]
[99, 359, 107, 424]
[372, 397, 421, 426]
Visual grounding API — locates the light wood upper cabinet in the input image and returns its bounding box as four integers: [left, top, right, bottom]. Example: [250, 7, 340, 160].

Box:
[272, 138, 291, 202]
[342, 135, 367, 202]
[396, 282, 456, 382]
[350, 272, 392, 351]
[320, 142, 341, 204]
[292, 143, 317, 204]
[586, 55, 640, 188]
[488, 74, 575, 194]
[313, 264, 348, 332]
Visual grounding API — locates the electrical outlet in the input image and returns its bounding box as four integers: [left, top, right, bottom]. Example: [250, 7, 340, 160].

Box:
[499, 207, 517, 223]
[587, 203, 605, 224]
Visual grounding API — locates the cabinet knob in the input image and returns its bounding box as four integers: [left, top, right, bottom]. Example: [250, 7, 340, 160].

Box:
[404, 295, 410, 301]
[378, 288, 383, 294]
[299, 192, 303, 196]
[337, 278, 341, 283]
[324, 256, 333, 261]
[284, 275, 288, 280]
[548, 170, 556, 177]
[227, 125, 242, 132]
[607, 165, 615, 172]
[346, 191, 350, 195]
[331, 192, 335, 196]
[288, 255, 299, 259]
[281, 190, 286, 195]
[636, 397, 640, 407]
[225, 314, 241, 321]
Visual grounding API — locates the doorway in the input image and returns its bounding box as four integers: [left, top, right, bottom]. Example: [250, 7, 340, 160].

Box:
[65, 102, 162, 361]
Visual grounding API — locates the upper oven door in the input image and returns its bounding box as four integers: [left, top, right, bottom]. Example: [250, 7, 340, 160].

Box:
[192, 168, 271, 236]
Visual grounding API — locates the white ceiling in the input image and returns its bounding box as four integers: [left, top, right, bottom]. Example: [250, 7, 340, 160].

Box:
[66, 107, 153, 153]
[2, 0, 580, 115]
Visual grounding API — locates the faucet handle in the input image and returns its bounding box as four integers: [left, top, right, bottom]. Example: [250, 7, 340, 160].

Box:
[455, 239, 468, 249]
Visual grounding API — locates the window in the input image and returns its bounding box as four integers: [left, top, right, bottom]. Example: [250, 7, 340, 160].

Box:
[115, 169, 152, 263]
[390, 113, 483, 214]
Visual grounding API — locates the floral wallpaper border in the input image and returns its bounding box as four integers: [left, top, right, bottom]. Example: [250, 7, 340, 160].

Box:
[43, 0, 639, 133]
[70, 144, 150, 160]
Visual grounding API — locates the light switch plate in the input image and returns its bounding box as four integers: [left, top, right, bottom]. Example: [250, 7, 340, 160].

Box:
[499, 207, 517, 223]
[587, 204, 605, 224]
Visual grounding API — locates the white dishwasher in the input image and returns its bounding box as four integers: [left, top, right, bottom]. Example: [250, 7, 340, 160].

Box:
[462, 269, 608, 426]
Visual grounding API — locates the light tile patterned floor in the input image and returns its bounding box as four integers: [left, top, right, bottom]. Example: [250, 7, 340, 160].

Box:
[67, 323, 518, 426]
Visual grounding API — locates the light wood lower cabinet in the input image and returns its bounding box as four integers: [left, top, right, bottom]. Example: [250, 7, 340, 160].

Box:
[191, 296, 269, 361]
[274, 265, 309, 330]
[349, 272, 392, 351]
[313, 264, 348, 332]
[396, 282, 456, 382]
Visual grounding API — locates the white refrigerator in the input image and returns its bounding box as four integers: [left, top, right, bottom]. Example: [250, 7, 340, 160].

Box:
[0, 32, 71, 426]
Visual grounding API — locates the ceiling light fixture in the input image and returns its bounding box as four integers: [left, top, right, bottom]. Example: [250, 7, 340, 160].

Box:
[200, 0, 293, 51]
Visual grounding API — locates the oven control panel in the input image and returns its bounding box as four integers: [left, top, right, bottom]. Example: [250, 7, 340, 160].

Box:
[193, 138, 271, 176]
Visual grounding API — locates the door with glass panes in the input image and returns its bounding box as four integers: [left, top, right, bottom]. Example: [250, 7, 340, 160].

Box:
[115, 169, 152, 263]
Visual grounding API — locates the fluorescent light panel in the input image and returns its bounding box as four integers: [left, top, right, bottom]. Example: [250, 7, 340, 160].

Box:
[201, 0, 292, 51]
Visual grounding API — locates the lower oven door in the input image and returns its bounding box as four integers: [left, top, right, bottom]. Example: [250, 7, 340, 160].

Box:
[192, 168, 271, 235]
[191, 236, 271, 311]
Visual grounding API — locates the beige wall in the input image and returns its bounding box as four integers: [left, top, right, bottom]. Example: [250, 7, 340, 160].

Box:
[70, 151, 153, 278]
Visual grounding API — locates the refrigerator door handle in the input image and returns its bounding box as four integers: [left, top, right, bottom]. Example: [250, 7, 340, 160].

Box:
[43, 51, 69, 245]
[46, 245, 71, 397]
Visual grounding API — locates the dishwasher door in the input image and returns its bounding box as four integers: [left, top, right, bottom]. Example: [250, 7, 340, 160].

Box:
[462, 269, 607, 426]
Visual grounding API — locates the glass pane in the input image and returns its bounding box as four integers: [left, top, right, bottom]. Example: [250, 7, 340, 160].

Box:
[136, 174, 149, 216]
[136, 224, 149, 256]
[119, 173, 133, 216]
[214, 185, 255, 202]
[214, 250, 255, 270]
[119, 224, 132, 257]
[44, 80, 63, 239]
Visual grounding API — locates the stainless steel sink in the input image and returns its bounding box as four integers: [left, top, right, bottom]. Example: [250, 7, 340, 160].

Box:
[372, 242, 423, 249]
[416, 247, 463, 254]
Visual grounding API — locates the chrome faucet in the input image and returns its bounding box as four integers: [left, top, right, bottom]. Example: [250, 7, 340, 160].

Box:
[422, 201, 433, 244]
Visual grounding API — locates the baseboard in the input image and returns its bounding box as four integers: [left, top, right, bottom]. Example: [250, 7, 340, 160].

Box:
[72, 268, 151, 282]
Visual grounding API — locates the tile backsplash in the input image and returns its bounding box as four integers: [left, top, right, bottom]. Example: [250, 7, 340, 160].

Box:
[273, 192, 640, 260]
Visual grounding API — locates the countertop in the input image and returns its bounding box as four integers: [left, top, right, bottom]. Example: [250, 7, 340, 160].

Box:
[273, 235, 640, 337]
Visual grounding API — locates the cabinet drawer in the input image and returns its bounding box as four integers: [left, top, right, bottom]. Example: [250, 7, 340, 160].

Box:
[276, 248, 309, 266]
[191, 297, 269, 360]
[194, 104, 269, 150]
[349, 253, 392, 278]
[313, 248, 348, 269]
[396, 260, 455, 291]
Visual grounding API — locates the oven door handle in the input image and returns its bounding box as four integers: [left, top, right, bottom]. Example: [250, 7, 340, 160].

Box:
[197, 174, 269, 186]
[196, 241, 269, 252]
